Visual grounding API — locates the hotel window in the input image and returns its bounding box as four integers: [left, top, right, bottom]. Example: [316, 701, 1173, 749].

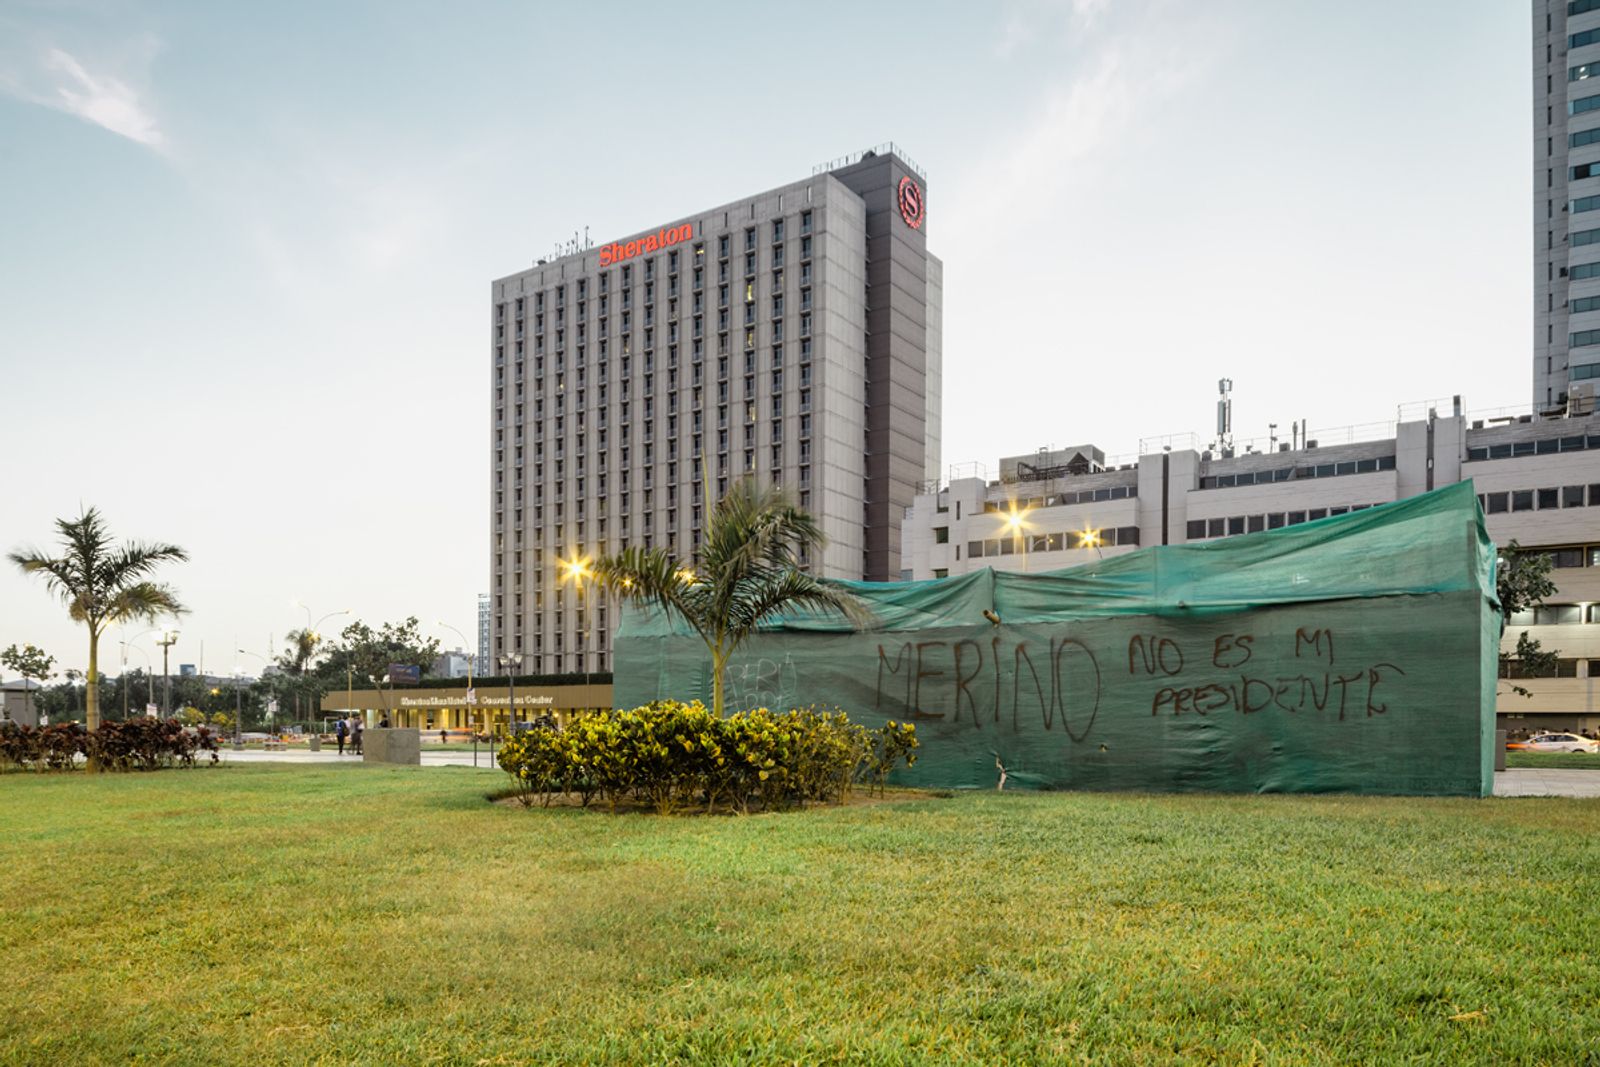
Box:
[801, 236, 813, 258]
[801, 210, 812, 234]
[718, 234, 730, 257]
[744, 228, 756, 251]
[745, 253, 756, 276]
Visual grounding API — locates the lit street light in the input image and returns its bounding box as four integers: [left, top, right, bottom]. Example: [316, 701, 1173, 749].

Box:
[559, 554, 594, 704]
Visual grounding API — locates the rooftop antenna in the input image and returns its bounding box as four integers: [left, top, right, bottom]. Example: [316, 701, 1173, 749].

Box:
[1215, 378, 1234, 455]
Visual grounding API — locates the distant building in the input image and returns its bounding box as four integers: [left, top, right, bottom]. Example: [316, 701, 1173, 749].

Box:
[0, 680, 43, 727]
[433, 650, 474, 680]
[477, 593, 491, 673]
[179, 664, 196, 677]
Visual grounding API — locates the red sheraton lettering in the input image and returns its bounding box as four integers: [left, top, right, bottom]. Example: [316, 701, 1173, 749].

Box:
[597, 224, 695, 267]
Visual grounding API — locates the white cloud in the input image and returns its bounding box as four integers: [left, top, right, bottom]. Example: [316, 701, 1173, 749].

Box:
[41, 46, 163, 148]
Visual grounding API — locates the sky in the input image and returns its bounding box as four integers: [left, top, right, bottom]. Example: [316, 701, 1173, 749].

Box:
[0, 0, 1529, 679]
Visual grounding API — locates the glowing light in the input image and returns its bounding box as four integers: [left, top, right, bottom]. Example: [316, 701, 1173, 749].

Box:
[676, 567, 697, 584]
[1001, 502, 1031, 535]
[559, 554, 593, 582]
[1077, 526, 1103, 549]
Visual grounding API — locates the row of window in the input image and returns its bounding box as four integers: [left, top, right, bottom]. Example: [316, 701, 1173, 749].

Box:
[980, 486, 1137, 512]
[1465, 432, 1600, 460]
[1479, 485, 1600, 513]
[1575, 92, 1600, 116]
[1574, 26, 1600, 48]
[963, 527, 1142, 559]
[1508, 603, 1600, 627]
[1499, 658, 1583, 679]
[1198, 455, 1396, 490]
[1572, 0, 1600, 17]
[1185, 504, 1380, 541]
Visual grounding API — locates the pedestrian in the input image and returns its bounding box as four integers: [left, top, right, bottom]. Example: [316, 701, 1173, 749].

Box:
[351, 716, 364, 755]
[439, 728, 448, 746]
[335, 716, 348, 755]
[378, 713, 390, 729]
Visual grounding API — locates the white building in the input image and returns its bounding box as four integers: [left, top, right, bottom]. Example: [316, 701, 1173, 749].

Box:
[904, 400, 1600, 733]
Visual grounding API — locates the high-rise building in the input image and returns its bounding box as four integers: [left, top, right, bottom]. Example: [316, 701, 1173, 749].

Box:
[476, 592, 490, 674]
[1534, 0, 1600, 412]
[489, 146, 943, 674]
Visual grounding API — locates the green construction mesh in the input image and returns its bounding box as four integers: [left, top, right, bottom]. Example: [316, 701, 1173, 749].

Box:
[614, 481, 1499, 796]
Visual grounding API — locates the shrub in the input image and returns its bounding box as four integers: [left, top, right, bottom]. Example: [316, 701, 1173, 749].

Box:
[495, 701, 921, 814]
[0, 719, 218, 772]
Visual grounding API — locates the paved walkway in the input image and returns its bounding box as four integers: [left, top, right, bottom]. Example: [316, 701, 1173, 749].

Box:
[215, 748, 1600, 796]
[219, 747, 504, 770]
[1491, 768, 1600, 798]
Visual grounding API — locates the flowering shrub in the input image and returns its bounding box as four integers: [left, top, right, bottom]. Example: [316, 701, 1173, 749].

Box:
[0, 719, 219, 772]
[497, 701, 918, 814]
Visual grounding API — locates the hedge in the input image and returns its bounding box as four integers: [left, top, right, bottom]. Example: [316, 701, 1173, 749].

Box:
[0, 719, 220, 772]
[497, 701, 918, 814]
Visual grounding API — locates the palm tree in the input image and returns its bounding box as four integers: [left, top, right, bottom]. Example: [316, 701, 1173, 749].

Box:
[592, 479, 869, 715]
[9, 508, 187, 733]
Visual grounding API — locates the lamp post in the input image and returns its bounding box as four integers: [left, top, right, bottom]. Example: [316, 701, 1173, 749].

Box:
[156, 629, 179, 717]
[499, 652, 522, 734]
[120, 627, 159, 720]
[558, 554, 594, 712]
[436, 620, 475, 739]
[238, 648, 274, 738]
[121, 640, 155, 719]
[233, 669, 243, 746]
[293, 603, 349, 723]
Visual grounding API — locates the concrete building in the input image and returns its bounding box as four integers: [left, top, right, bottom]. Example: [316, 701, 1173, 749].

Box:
[476, 593, 490, 674]
[433, 649, 474, 680]
[1534, 0, 1600, 413]
[0, 681, 43, 727]
[903, 400, 1600, 733]
[489, 145, 942, 674]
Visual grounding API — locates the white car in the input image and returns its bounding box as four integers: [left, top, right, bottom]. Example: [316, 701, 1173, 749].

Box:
[1518, 732, 1598, 754]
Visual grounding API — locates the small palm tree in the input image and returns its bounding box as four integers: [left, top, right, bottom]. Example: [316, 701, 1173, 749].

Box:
[9, 508, 187, 733]
[593, 479, 869, 715]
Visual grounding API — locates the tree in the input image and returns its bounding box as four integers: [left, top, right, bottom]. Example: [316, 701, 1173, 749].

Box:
[1497, 540, 1561, 699]
[8, 508, 187, 734]
[314, 618, 442, 718]
[0, 643, 55, 724]
[275, 627, 323, 722]
[592, 479, 869, 716]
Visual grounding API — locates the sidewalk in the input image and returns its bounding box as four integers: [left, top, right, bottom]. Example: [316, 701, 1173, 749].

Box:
[214, 749, 1600, 796]
[218, 747, 504, 770]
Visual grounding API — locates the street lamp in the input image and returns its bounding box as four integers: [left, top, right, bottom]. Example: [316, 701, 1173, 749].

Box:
[436, 620, 475, 741]
[120, 626, 160, 720]
[1002, 503, 1033, 572]
[498, 652, 523, 734]
[1076, 525, 1105, 560]
[156, 629, 179, 717]
[120, 639, 155, 720]
[238, 649, 275, 736]
[293, 603, 349, 720]
[559, 554, 594, 707]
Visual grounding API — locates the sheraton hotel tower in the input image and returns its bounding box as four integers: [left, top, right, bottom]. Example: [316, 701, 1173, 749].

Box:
[489, 146, 943, 674]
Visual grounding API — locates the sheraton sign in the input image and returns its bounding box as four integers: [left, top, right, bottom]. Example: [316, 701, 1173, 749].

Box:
[597, 223, 695, 267]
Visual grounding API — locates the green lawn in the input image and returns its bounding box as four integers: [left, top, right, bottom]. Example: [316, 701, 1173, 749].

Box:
[1506, 750, 1600, 769]
[2, 766, 1598, 1065]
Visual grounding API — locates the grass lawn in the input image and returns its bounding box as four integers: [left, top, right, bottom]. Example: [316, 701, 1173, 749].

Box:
[1506, 749, 1600, 770]
[2, 766, 1598, 1065]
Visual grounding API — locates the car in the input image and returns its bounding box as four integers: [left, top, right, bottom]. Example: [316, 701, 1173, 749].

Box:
[1509, 732, 1598, 754]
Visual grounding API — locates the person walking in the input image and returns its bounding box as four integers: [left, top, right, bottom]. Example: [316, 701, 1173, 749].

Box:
[335, 716, 348, 755]
[351, 715, 364, 755]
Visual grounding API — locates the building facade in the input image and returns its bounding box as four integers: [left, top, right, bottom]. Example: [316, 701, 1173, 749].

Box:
[476, 592, 490, 674]
[489, 147, 942, 674]
[904, 401, 1600, 732]
[1534, 0, 1600, 413]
